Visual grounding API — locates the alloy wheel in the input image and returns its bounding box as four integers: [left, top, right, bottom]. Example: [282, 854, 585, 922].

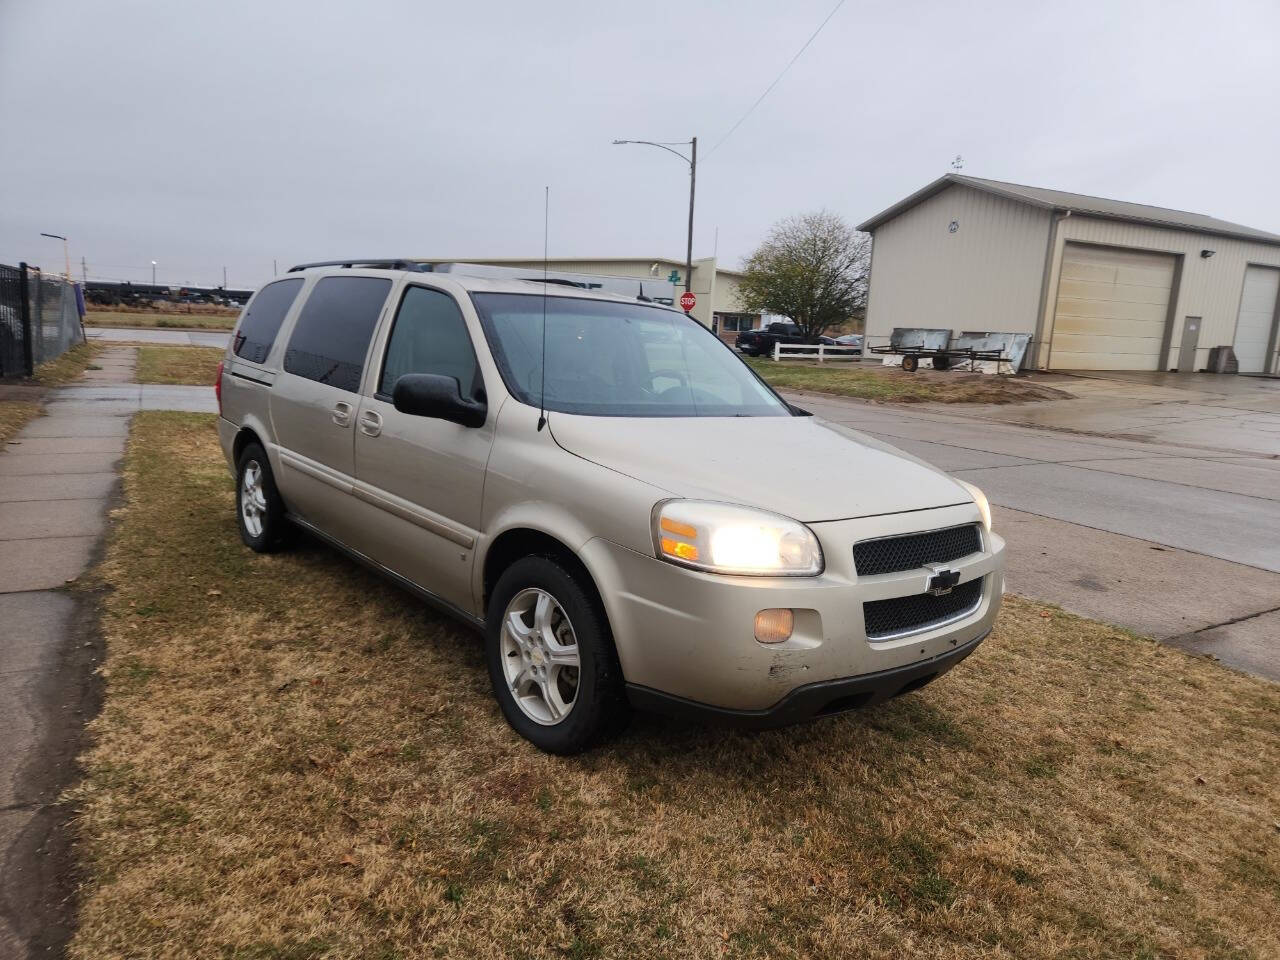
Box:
[240, 460, 267, 538]
[500, 587, 581, 725]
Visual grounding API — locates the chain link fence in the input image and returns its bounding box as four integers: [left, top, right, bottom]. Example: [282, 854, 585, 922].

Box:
[0, 263, 85, 378]
[0, 264, 24, 377]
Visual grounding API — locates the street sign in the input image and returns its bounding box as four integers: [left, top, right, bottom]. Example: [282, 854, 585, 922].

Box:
[679, 291, 696, 312]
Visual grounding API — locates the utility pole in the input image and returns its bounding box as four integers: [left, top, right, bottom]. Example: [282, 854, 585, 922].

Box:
[273, 259, 278, 277]
[39, 233, 71, 282]
[685, 137, 696, 296]
[223, 265, 227, 289]
[81, 256, 87, 283]
[612, 137, 697, 294]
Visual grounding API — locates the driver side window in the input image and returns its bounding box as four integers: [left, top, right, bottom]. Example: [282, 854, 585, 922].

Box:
[379, 286, 480, 398]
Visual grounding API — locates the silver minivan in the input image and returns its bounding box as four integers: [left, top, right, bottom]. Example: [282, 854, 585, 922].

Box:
[217, 260, 1004, 753]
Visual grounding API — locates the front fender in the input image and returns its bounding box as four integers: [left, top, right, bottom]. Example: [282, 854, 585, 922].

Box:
[473, 400, 668, 612]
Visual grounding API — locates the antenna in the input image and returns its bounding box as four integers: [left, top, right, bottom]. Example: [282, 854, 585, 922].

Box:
[537, 186, 549, 432]
[950, 154, 965, 172]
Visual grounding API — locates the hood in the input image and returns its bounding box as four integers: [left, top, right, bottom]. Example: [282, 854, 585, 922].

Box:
[549, 413, 970, 522]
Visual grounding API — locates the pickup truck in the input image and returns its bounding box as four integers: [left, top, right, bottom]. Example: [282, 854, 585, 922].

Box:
[735, 321, 807, 357]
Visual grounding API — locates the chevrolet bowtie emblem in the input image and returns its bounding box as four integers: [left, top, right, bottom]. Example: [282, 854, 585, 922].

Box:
[925, 565, 961, 596]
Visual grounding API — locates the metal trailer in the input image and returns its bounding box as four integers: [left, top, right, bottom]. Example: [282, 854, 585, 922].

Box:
[867, 342, 1010, 372]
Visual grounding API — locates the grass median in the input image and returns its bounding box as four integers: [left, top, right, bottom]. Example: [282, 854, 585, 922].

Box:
[85, 309, 238, 331]
[745, 358, 1071, 404]
[135, 345, 224, 385]
[71, 412, 1279, 959]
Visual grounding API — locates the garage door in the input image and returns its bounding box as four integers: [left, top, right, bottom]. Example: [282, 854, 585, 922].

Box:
[1233, 265, 1280, 374]
[1050, 244, 1176, 370]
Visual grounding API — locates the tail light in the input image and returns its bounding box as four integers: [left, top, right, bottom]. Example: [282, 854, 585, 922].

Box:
[214, 359, 224, 414]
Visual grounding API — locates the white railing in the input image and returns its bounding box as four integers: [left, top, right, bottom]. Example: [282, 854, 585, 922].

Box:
[772, 342, 864, 362]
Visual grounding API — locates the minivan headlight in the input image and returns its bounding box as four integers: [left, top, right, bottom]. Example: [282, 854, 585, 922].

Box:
[956, 480, 992, 532]
[651, 500, 824, 576]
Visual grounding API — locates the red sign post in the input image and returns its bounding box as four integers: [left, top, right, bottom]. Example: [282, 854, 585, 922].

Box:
[679, 291, 696, 312]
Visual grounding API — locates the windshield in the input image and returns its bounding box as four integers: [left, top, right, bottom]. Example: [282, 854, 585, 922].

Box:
[471, 293, 791, 417]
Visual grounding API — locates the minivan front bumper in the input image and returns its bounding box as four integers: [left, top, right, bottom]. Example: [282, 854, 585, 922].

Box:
[626, 629, 987, 728]
[580, 502, 1003, 716]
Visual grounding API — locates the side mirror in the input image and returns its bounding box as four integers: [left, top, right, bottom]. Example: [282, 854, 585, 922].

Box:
[392, 373, 487, 428]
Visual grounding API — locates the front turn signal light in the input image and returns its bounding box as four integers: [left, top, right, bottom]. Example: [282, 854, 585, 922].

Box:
[659, 537, 699, 563]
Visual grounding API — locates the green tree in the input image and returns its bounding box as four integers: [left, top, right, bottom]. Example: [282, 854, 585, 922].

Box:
[739, 211, 870, 341]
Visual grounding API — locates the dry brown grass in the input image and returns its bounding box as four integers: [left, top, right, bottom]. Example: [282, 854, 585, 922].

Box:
[134, 345, 224, 386]
[85, 309, 238, 330]
[72, 413, 1279, 960]
[33, 340, 102, 385]
[0, 399, 42, 445]
[746, 359, 1071, 405]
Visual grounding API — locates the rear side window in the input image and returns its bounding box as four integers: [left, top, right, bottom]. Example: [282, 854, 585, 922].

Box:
[379, 286, 480, 398]
[283, 276, 392, 392]
[233, 278, 303, 364]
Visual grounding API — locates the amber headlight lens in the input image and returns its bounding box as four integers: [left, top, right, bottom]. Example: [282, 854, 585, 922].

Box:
[652, 500, 824, 576]
[956, 480, 992, 532]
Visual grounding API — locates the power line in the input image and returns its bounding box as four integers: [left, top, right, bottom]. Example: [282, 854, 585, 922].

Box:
[705, 0, 848, 157]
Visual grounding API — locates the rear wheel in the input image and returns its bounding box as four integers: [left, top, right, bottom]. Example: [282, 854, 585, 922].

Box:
[901, 354, 919, 372]
[235, 441, 291, 552]
[485, 556, 629, 754]
[932, 353, 951, 371]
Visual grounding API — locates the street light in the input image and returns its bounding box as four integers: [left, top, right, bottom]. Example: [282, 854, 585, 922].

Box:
[39, 232, 71, 281]
[612, 137, 697, 296]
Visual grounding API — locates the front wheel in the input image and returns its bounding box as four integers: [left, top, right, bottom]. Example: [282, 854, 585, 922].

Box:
[485, 556, 629, 754]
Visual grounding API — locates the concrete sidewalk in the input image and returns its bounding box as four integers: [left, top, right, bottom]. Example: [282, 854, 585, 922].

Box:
[0, 346, 135, 958]
[85, 325, 230, 348]
[44, 383, 217, 414]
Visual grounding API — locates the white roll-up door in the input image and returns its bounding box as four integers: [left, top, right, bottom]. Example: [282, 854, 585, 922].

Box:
[1233, 265, 1280, 374]
[1050, 244, 1176, 371]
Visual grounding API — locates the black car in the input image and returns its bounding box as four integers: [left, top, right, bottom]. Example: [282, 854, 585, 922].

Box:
[735, 321, 806, 357]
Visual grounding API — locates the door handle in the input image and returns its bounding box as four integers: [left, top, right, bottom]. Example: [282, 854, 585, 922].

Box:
[359, 410, 382, 437]
[332, 401, 352, 427]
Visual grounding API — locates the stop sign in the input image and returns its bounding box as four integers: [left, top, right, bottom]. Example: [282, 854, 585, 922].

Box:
[679, 291, 696, 312]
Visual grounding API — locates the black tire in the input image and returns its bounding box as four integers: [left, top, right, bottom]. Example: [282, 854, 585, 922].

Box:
[485, 556, 630, 754]
[933, 354, 951, 371]
[235, 441, 291, 553]
[901, 354, 919, 372]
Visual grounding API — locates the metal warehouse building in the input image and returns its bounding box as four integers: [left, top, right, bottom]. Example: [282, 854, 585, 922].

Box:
[858, 175, 1280, 374]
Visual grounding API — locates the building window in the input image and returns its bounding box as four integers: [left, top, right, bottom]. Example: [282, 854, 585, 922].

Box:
[714, 313, 758, 333]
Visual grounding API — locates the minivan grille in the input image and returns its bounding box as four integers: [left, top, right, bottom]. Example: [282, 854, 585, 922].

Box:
[863, 578, 983, 640]
[853, 525, 981, 577]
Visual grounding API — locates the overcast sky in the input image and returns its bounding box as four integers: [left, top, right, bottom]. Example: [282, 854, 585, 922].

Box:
[2, 0, 1278, 290]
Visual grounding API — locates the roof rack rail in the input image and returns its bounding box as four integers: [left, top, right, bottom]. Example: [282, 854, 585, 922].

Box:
[287, 259, 434, 273]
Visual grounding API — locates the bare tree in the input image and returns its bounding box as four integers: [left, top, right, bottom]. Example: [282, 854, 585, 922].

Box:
[738, 211, 871, 341]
